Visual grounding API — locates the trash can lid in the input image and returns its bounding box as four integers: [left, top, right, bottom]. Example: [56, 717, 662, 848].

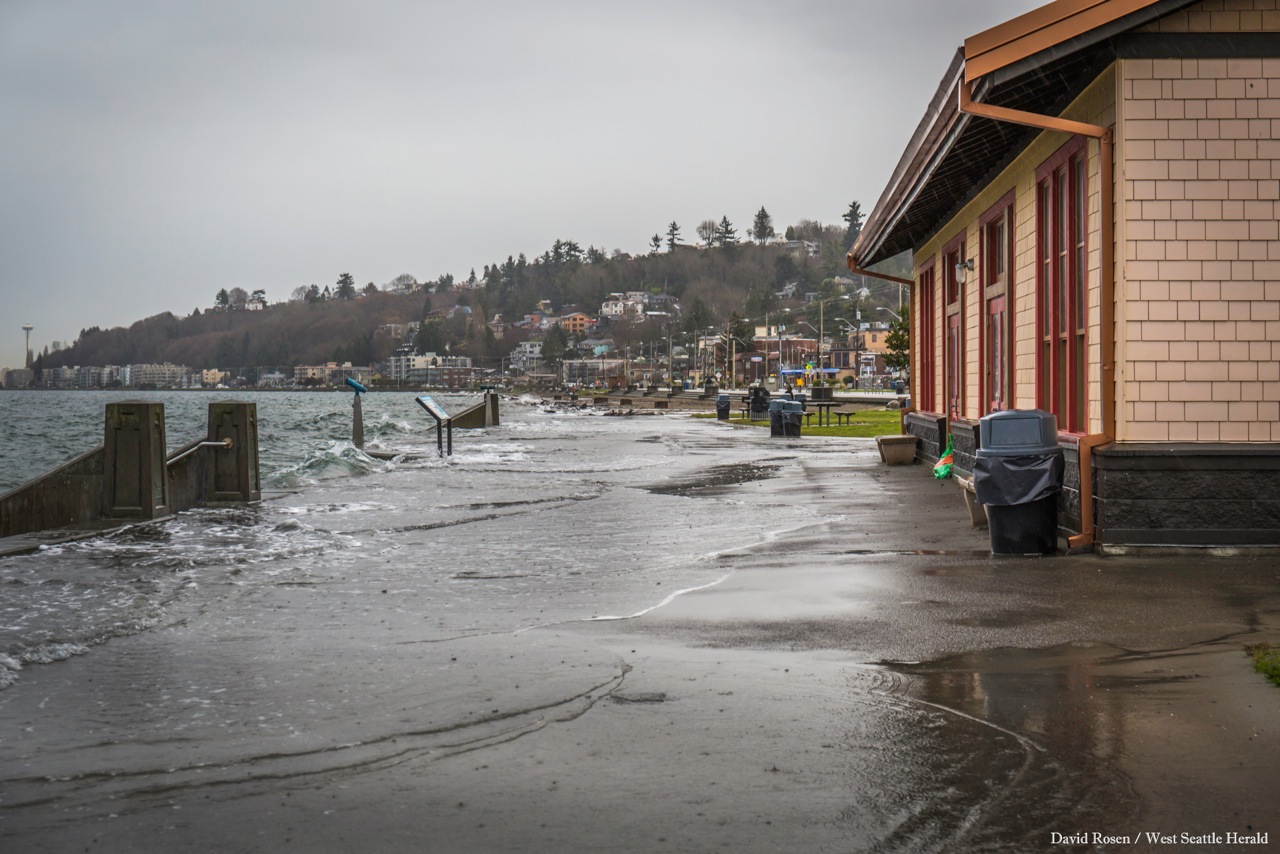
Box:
[716, 394, 729, 402]
[978, 408, 1060, 456]
[783, 401, 803, 412]
[768, 399, 786, 411]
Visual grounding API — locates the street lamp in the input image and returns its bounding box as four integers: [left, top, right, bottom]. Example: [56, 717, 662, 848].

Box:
[877, 306, 902, 322]
[817, 294, 849, 380]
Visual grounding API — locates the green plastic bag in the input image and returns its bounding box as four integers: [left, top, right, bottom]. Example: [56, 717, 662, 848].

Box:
[933, 434, 954, 480]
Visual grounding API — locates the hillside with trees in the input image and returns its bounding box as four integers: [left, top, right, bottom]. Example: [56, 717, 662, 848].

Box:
[42, 204, 910, 374]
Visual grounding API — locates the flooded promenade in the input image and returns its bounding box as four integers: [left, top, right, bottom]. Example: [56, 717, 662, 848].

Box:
[1, 393, 1277, 852]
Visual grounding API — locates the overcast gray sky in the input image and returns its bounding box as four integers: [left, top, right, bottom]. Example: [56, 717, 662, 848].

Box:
[1, 0, 1044, 368]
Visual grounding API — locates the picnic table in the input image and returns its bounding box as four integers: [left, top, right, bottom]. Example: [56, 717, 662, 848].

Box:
[807, 401, 841, 427]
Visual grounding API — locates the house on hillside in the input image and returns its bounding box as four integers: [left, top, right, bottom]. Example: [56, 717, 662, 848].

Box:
[848, 0, 1280, 550]
[558, 311, 594, 336]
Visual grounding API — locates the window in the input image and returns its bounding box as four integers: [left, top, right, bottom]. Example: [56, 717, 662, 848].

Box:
[917, 263, 936, 410]
[1036, 140, 1088, 432]
[980, 191, 1015, 412]
[943, 235, 965, 420]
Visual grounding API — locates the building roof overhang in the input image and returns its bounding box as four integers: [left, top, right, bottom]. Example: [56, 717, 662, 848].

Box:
[851, 0, 1200, 269]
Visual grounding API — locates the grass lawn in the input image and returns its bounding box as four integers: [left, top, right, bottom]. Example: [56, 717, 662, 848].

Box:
[1247, 643, 1280, 687]
[691, 408, 904, 438]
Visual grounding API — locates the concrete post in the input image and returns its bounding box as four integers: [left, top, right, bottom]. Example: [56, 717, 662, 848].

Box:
[486, 390, 500, 426]
[102, 401, 171, 520]
[206, 401, 261, 503]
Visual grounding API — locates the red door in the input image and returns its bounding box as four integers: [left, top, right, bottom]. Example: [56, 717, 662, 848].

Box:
[987, 294, 1006, 412]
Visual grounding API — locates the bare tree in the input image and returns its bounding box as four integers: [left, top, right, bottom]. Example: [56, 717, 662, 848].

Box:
[696, 219, 718, 246]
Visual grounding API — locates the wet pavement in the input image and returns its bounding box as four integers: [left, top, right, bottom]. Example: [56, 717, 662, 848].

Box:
[1, 422, 1277, 853]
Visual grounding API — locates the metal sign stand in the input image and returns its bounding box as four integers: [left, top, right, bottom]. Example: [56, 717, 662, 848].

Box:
[415, 395, 452, 456]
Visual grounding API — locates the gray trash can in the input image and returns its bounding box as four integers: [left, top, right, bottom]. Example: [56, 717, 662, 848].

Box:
[715, 393, 730, 421]
[973, 409, 1064, 555]
[783, 400, 803, 437]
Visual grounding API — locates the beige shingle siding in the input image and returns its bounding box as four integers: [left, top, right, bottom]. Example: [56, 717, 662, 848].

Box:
[1119, 54, 1280, 442]
[1140, 0, 1280, 33]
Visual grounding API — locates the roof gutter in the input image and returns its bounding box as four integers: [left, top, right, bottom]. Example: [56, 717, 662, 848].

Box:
[844, 262, 913, 287]
[958, 77, 1115, 550]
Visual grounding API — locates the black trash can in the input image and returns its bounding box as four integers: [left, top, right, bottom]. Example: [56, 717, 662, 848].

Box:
[749, 386, 770, 421]
[769, 399, 786, 436]
[715, 393, 730, 421]
[783, 400, 802, 437]
[973, 409, 1064, 555]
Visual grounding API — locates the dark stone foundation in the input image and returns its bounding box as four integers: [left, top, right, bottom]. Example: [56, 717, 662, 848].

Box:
[1094, 443, 1280, 548]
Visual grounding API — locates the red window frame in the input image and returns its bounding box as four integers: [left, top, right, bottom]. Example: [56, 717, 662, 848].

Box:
[917, 261, 936, 411]
[979, 190, 1015, 413]
[1036, 138, 1088, 433]
[942, 232, 966, 421]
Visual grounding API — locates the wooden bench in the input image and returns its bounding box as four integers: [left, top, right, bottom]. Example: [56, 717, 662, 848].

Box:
[956, 476, 988, 527]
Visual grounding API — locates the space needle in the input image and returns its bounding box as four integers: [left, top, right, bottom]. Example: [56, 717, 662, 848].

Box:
[22, 322, 33, 367]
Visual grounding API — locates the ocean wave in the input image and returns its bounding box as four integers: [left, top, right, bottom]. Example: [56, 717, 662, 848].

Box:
[264, 441, 395, 488]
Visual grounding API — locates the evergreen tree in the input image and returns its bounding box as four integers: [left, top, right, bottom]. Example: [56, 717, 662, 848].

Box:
[666, 221, 681, 252]
[715, 216, 738, 247]
[413, 320, 446, 355]
[540, 324, 568, 365]
[336, 273, 356, 299]
[649, 234, 663, 254]
[751, 207, 774, 246]
[842, 201, 864, 248]
[884, 304, 911, 374]
[215, 288, 230, 309]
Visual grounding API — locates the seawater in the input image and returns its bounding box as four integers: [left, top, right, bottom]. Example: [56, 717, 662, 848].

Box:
[0, 390, 829, 690]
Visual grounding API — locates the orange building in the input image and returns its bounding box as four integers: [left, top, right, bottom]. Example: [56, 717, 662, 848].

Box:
[557, 312, 594, 336]
[850, 0, 1280, 550]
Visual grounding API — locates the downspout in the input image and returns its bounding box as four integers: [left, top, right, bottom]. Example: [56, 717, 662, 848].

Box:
[958, 77, 1116, 549]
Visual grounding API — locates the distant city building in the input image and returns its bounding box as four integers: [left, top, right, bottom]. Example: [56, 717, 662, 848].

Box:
[292, 362, 369, 386]
[4, 367, 33, 388]
[125, 363, 187, 388]
[510, 341, 543, 371]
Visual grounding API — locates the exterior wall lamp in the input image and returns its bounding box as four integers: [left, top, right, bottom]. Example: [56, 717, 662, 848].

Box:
[955, 258, 974, 284]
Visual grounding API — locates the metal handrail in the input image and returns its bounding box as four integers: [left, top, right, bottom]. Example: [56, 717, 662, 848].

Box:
[167, 437, 233, 465]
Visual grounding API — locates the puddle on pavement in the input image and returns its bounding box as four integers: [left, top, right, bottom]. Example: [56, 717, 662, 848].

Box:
[640, 460, 785, 497]
[881, 642, 1172, 845]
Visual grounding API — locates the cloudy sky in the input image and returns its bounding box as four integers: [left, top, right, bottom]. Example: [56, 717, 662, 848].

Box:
[1, 0, 1044, 368]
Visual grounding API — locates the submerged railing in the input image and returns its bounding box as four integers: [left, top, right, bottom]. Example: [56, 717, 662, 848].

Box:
[0, 401, 261, 539]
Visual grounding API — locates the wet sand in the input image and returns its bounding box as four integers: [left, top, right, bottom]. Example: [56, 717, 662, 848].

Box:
[2, 437, 1278, 852]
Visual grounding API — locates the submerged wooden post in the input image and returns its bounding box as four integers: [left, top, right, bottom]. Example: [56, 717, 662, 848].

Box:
[206, 401, 261, 503]
[352, 394, 364, 448]
[102, 401, 171, 520]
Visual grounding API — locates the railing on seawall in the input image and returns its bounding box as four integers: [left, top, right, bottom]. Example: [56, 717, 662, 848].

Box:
[0, 400, 261, 539]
